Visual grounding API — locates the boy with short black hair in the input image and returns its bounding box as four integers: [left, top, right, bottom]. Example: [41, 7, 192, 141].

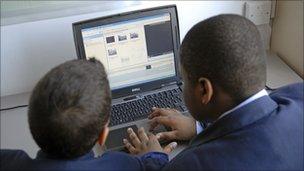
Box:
[1, 58, 175, 171]
[124, 14, 303, 170]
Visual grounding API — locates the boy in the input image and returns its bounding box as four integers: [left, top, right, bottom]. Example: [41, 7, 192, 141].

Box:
[124, 14, 303, 170]
[1, 59, 176, 170]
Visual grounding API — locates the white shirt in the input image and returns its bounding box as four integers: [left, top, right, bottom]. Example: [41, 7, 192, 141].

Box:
[196, 89, 269, 134]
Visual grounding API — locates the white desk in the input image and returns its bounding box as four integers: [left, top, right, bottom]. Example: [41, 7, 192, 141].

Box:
[1, 52, 303, 159]
[266, 52, 303, 89]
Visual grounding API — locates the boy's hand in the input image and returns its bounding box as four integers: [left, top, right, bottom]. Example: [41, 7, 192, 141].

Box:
[123, 127, 177, 155]
[148, 107, 196, 141]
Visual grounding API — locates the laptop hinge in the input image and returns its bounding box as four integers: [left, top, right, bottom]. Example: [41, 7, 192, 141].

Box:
[160, 81, 179, 88]
[177, 81, 183, 86]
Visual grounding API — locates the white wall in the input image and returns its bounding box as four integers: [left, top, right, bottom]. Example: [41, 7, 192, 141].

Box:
[1, 1, 270, 97]
[270, 1, 303, 78]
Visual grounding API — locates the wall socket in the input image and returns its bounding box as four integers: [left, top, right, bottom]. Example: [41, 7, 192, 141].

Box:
[245, 1, 272, 25]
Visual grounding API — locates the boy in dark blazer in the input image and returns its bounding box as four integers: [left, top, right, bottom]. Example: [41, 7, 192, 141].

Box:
[124, 14, 303, 170]
[0, 59, 176, 171]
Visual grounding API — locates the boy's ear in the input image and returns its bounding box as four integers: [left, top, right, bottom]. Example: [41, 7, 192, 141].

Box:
[198, 77, 213, 105]
[98, 122, 109, 146]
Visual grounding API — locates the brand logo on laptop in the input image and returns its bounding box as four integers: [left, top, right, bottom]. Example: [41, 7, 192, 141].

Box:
[132, 88, 141, 92]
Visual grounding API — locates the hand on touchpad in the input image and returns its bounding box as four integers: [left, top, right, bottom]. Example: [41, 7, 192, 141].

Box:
[105, 125, 138, 151]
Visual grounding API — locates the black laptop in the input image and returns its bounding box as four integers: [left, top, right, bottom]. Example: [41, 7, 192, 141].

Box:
[73, 5, 188, 151]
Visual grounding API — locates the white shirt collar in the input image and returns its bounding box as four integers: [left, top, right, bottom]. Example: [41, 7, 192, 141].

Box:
[196, 89, 268, 134]
[218, 89, 268, 120]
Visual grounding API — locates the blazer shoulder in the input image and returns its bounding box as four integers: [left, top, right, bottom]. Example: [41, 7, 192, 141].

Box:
[163, 147, 206, 171]
[270, 82, 303, 101]
[1, 149, 31, 160]
[102, 151, 138, 160]
[100, 151, 143, 170]
[1, 149, 31, 170]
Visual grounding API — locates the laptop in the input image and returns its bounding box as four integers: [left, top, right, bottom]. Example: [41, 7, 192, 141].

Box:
[72, 5, 188, 151]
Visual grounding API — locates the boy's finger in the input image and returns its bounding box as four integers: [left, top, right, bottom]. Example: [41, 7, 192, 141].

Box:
[123, 139, 137, 154]
[148, 119, 160, 131]
[163, 142, 178, 154]
[148, 108, 161, 119]
[147, 132, 161, 144]
[138, 127, 149, 143]
[156, 130, 178, 141]
[127, 128, 141, 148]
[148, 108, 170, 119]
[149, 116, 172, 130]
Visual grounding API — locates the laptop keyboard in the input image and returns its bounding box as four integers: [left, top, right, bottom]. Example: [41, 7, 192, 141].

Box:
[109, 88, 187, 127]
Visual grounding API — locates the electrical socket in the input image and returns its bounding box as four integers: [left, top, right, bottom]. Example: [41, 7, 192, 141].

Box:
[245, 1, 272, 25]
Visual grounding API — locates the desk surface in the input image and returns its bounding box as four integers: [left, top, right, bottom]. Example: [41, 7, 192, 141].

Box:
[1, 51, 303, 159]
[266, 52, 303, 89]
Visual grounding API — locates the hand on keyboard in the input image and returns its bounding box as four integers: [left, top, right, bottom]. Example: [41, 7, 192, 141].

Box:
[148, 107, 196, 141]
[123, 127, 177, 155]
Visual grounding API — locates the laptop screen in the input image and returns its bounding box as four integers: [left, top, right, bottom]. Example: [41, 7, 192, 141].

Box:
[81, 13, 176, 90]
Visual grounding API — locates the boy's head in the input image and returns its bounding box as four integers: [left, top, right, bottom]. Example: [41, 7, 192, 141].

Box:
[28, 58, 111, 159]
[180, 14, 266, 122]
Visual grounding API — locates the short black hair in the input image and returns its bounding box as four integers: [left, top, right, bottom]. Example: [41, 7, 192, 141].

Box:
[28, 58, 111, 159]
[180, 14, 266, 101]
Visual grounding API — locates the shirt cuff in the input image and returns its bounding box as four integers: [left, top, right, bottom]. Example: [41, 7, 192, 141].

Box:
[196, 121, 204, 135]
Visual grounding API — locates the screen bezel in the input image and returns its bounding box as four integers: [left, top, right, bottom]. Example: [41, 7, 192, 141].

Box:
[73, 5, 181, 98]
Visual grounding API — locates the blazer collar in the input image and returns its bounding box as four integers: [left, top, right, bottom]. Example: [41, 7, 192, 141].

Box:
[36, 150, 95, 161]
[189, 95, 278, 147]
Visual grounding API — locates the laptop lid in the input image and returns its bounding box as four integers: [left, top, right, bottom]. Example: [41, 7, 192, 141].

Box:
[73, 5, 181, 98]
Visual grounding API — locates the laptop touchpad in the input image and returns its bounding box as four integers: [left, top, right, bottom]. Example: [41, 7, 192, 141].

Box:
[105, 125, 138, 151]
